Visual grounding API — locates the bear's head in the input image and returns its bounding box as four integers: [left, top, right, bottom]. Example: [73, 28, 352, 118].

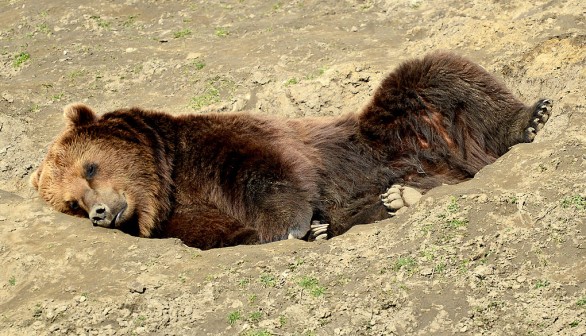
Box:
[31, 103, 173, 237]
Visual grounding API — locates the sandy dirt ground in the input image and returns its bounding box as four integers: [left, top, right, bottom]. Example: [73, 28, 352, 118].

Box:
[1, 1, 585, 335]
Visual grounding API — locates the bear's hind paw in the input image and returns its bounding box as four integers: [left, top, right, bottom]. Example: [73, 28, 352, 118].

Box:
[381, 184, 422, 215]
[524, 99, 552, 142]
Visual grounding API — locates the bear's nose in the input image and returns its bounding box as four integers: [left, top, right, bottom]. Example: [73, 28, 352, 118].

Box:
[89, 203, 110, 226]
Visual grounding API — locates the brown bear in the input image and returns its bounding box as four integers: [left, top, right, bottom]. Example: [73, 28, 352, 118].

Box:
[31, 52, 551, 250]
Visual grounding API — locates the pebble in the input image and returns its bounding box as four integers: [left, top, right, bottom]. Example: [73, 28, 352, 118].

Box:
[251, 71, 271, 85]
[186, 52, 202, 60]
[128, 281, 146, 294]
[120, 309, 131, 319]
[2, 93, 14, 103]
[32, 321, 45, 330]
[183, 306, 193, 316]
[472, 265, 493, 279]
[316, 308, 331, 318]
[56, 304, 68, 314]
[420, 267, 433, 276]
[475, 194, 488, 203]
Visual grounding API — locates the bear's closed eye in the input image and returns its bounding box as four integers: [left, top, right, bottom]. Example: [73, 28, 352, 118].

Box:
[84, 163, 98, 180]
[69, 200, 80, 211]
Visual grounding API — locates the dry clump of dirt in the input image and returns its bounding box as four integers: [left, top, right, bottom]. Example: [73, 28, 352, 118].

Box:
[1, 1, 585, 335]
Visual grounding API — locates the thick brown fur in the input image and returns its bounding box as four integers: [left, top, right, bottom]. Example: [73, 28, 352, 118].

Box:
[32, 52, 549, 249]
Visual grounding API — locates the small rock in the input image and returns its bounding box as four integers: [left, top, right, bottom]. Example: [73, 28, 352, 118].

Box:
[251, 71, 271, 85]
[420, 267, 433, 276]
[475, 194, 488, 203]
[183, 306, 193, 316]
[186, 52, 202, 60]
[32, 321, 45, 330]
[316, 308, 331, 318]
[232, 97, 248, 112]
[259, 320, 274, 328]
[2, 93, 14, 103]
[351, 26, 358, 32]
[473, 265, 493, 279]
[55, 304, 68, 314]
[119, 308, 131, 319]
[128, 281, 146, 294]
[516, 275, 526, 283]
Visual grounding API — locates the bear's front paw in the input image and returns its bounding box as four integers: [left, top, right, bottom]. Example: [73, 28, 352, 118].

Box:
[381, 184, 422, 215]
[309, 220, 329, 241]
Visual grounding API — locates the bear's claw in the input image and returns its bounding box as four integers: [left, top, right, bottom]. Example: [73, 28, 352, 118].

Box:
[524, 99, 552, 142]
[381, 184, 422, 215]
[308, 220, 329, 241]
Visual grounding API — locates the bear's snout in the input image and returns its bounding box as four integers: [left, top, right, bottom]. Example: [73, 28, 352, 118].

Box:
[89, 201, 128, 228]
[90, 203, 110, 227]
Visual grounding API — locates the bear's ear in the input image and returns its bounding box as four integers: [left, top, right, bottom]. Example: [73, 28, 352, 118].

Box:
[63, 103, 98, 128]
[30, 166, 41, 190]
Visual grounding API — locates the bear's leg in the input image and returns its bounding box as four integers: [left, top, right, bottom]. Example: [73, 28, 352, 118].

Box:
[358, 53, 554, 166]
[523, 99, 552, 142]
[306, 190, 401, 241]
[381, 184, 422, 215]
[252, 199, 314, 243]
[163, 205, 261, 250]
[284, 204, 314, 240]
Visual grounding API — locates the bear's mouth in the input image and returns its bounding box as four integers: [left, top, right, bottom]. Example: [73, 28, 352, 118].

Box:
[110, 205, 127, 227]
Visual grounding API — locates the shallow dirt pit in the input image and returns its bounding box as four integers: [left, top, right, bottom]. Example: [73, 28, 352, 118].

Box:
[1, 1, 585, 335]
